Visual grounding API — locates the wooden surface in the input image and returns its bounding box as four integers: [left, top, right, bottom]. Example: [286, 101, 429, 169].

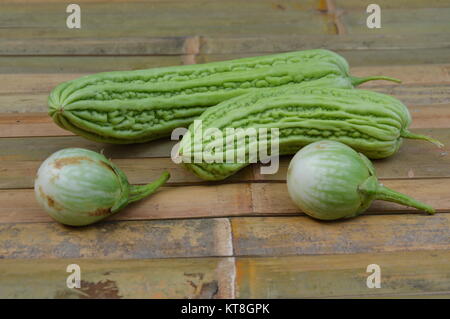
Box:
[0, 0, 449, 299]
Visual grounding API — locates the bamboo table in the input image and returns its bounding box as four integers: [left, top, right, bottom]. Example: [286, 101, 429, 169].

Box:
[0, 0, 449, 298]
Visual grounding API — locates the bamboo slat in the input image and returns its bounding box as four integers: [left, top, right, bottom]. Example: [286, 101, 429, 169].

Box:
[0, 134, 449, 188]
[1, 103, 449, 138]
[334, 0, 450, 10]
[236, 250, 450, 298]
[2, 82, 449, 114]
[0, 1, 334, 40]
[340, 8, 450, 35]
[0, 56, 189, 74]
[231, 214, 450, 256]
[1, 213, 449, 259]
[0, 128, 446, 161]
[199, 48, 450, 67]
[1, 64, 449, 95]
[0, 257, 235, 298]
[250, 178, 450, 215]
[200, 34, 450, 54]
[0, 36, 196, 56]
[0, 136, 177, 161]
[0, 183, 254, 223]
[0, 218, 233, 259]
[4, 33, 450, 56]
[1, 251, 449, 298]
[0, 178, 448, 224]
[0, 158, 255, 189]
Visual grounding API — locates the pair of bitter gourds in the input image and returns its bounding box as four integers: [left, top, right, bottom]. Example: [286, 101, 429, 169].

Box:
[49, 49, 442, 180]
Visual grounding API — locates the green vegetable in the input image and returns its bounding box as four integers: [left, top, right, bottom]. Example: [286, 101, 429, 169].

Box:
[48, 49, 399, 144]
[34, 148, 170, 226]
[179, 86, 442, 181]
[286, 140, 434, 220]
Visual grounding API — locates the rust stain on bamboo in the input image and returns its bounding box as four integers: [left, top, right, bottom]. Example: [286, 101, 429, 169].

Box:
[317, 0, 328, 13]
[271, 3, 286, 11]
[0, 219, 230, 259]
[55, 279, 121, 299]
[182, 272, 219, 298]
[196, 281, 219, 299]
[79, 280, 121, 299]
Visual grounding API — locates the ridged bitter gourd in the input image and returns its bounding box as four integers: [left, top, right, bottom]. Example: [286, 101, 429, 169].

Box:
[178, 86, 442, 181]
[48, 50, 399, 144]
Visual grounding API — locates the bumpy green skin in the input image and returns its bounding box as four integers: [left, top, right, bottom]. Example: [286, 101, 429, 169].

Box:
[179, 87, 441, 181]
[286, 140, 434, 220]
[48, 49, 395, 144]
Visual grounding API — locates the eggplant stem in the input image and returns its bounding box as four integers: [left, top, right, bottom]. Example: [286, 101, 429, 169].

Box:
[129, 171, 170, 203]
[350, 75, 402, 86]
[359, 177, 435, 214]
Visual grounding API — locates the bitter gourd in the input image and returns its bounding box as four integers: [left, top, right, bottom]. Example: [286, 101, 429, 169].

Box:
[178, 87, 442, 181]
[48, 50, 399, 144]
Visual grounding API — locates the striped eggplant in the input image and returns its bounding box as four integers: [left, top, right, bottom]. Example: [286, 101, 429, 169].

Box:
[287, 140, 434, 220]
[34, 148, 169, 226]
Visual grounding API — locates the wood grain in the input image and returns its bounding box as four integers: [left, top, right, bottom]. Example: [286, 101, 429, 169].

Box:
[200, 48, 450, 67]
[0, 183, 254, 223]
[0, 36, 197, 56]
[1, 212, 449, 259]
[1, 129, 449, 188]
[0, 158, 256, 189]
[0, 93, 48, 113]
[0, 127, 446, 161]
[352, 65, 450, 86]
[200, 34, 450, 54]
[0, 257, 235, 298]
[1, 251, 449, 298]
[0, 135, 177, 161]
[0, 113, 72, 137]
[1, 0, 449, 300]
[0, 74, 87, 94]
[0, 218, 233, 259]
[236, 250, 450, 298]
[369, 84, 450, 105]
[0, 178, 448, 224]
[0, 1, 335, 40]
[340, 8, 450, 35]
[338, 48, 450, 67]
[1, 103, 449, 138]
[231, 214, 450, 256]
[250, 178, 450, 215]
[254, 129, 450, 181]
[334, 0, 450, 10]
[1, 64, 449, 113]
[0, 56, 189, 74]
[1, 64, 449, 95]
[4, 33, 450, 56]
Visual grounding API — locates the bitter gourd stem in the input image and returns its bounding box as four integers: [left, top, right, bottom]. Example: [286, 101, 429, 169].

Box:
[128, 171, 170, 203]
[359, 177, 435, 214]
[401, 129, 444, 148]
[350, 75, 402, 86]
